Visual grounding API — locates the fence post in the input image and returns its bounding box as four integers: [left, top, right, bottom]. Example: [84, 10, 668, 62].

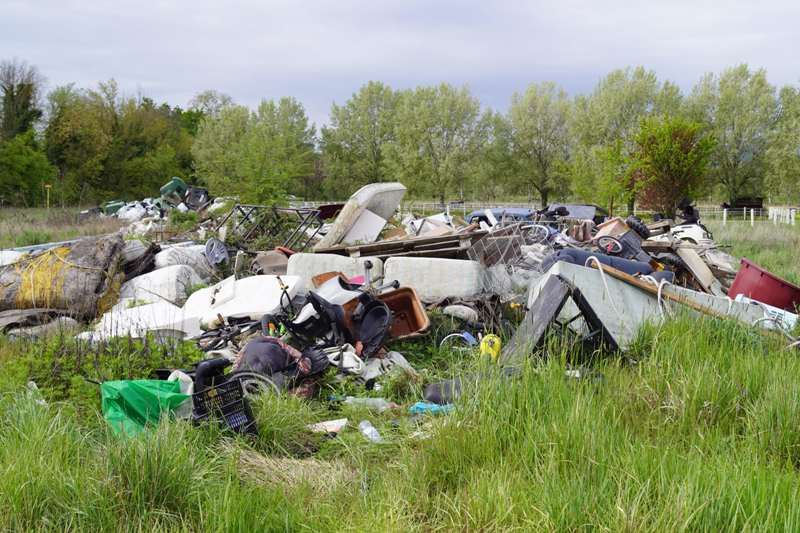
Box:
[723, 208, 727, 226]
[750, 208, 755, 227]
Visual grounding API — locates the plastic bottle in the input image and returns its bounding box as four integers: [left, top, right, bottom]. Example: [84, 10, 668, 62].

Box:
[358, 420, 383, 443]
[343, 396, 396, 411]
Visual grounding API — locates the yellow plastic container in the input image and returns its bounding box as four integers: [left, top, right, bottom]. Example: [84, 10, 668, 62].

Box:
[479, 334, 502, 362]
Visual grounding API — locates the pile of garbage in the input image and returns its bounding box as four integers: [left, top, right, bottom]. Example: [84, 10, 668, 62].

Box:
[78, 176, 226, 237]
[2, 181, 799, 438]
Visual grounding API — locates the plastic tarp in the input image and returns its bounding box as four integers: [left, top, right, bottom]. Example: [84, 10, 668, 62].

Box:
[0, 250, 24, 266]
[101, 379, 189, 436]
[154, 244, 216, 280]
[0, 234, 124, 319]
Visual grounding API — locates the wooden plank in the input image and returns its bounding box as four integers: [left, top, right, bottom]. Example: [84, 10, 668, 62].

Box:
[321, 231, 485, 257]
[675, 248, 727, 297]
[641, 240, 677, 252]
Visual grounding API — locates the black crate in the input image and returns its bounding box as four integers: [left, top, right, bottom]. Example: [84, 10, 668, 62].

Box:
[192, 378, 258, 435]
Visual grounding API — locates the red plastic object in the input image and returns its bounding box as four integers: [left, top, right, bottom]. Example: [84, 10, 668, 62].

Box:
[728, 258, 800, 311]
[273, 246, 295, 257]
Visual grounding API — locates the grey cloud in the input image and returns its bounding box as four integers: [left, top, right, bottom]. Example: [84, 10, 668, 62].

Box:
[1, 0, 797, 126]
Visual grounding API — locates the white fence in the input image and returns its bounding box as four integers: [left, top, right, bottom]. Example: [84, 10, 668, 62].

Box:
[294, 199, 798, 225]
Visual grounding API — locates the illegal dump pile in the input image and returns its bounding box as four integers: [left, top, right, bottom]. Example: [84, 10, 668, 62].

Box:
[1, 180, 798, 440]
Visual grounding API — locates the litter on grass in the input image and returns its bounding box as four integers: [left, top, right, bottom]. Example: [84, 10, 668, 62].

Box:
[2, 180, 797, 442]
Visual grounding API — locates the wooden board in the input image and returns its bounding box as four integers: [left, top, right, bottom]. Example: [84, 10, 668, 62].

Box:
[675, 247, 727, 297]
[500, 275, 569, 363]
[315, 230, 487, 259]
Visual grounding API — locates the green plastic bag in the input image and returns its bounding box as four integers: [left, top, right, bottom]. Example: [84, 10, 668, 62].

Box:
[101, 380, 190, 436]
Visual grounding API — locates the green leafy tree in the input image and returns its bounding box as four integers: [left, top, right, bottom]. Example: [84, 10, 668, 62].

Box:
[633, 115, 716, 216]
[237, 98, 316, 201]
[44, 84, 113, 203]
[508, 81, 572, 206]
[189, 90, 234, 118]
[766, 85, 800, 203]
[0, 59, 45, 141]
[386, 84, 485, 204]
[570, 142, 632, 216]
[191, 104, 249, 196]
[193, 97, 315, 203]
[103, 96, 193, 198]
[45, 80, 198, 204]
[571, 67, 667, 213]
[470, 110, 515, 200]
[686, 64, 777, 202]
[0, 130, 55, 206]
[321, 81, 398, 198]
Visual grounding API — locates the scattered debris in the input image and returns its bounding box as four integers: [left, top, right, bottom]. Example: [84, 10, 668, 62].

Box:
[3, 181, 796, 444]
[358, 419, 384, 443]
[729, 258, 800, 311]
[307, 418, 348, 434]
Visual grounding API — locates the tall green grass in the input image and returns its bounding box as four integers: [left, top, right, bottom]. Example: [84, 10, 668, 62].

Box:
[347, 317, 800, 531]
[706, 220, 800, 284]
[0, 208, 123, 248]
[1, 316, 799, 531]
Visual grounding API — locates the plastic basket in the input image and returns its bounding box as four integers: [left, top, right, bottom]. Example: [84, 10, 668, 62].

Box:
[729, 258, 800, 312]
[192, 378, 258, 435]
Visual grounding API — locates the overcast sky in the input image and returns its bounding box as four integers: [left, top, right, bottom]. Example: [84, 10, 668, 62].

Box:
[2, 0, 798, 126]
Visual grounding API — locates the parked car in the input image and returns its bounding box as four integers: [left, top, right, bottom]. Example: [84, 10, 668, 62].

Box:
[466, 208, 536, 225]
[544, 204, 609, 225]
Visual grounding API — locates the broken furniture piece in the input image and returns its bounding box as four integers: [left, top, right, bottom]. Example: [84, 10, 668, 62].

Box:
[215, 205, 325, 252]
[313, 182, 407, 250]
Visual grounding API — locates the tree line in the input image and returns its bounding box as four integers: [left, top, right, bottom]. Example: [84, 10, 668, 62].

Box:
[1, 59, 798, 213]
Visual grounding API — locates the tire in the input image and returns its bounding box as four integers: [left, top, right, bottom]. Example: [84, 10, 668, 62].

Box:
[230, 372, 281, 397]
[625, 216, 651, 239]
[596, 236, 623, 255]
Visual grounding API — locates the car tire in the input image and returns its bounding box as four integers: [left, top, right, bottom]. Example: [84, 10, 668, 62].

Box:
[625, 216, 651, 239]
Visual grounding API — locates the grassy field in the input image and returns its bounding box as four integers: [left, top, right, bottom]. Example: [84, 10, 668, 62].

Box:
[0, 208, 123, 248]
[0, 218, 798, 531]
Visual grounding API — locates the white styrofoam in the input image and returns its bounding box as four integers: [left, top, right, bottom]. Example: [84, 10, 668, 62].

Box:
[90, 301, 202, 341]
